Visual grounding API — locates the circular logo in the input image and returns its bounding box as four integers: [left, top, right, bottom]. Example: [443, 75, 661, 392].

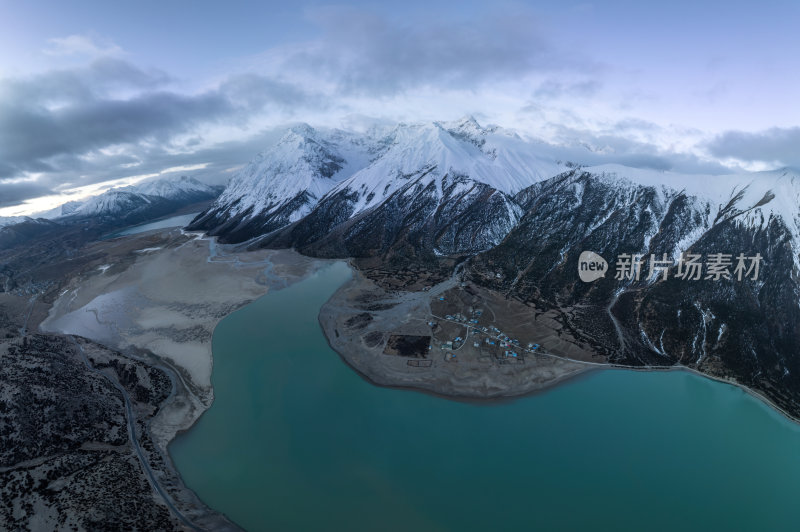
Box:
[578, 251, 608, 282]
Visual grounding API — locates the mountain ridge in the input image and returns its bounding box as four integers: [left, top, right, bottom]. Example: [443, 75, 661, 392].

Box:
[187, 118, 800, 418]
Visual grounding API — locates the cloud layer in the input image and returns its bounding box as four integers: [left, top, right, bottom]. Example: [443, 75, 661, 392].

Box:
[707, 128, 800, 168]
[0, 55, 321, 212]
[0, 6, 797, 215]
[278, 7, 577, 95]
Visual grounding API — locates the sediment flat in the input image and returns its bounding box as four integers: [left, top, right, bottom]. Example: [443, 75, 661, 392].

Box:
[319, 263, 595, 399]
[40, 226, 604, 440]
[40, 229, 326, 449]
[34, 226, 613, 528]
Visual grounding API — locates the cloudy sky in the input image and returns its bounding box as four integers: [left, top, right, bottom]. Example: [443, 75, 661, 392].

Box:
[1, 0, 799, 215]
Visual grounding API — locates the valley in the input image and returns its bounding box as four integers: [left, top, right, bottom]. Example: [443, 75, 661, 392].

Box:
[187, 117, 800, 421]
[0, 216, 322, 529]
[3, 116, 800, 529]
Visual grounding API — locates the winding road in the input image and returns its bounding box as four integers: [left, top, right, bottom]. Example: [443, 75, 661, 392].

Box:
[68, 336, 202, 531]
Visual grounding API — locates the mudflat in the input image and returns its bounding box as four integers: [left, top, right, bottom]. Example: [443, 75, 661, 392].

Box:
[41, 229, 325, 449]
[319, 264, 595, 399]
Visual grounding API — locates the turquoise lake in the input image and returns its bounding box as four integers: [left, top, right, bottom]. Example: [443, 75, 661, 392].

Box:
[107, 212, 199, 238]
[170, 261, 800, 531]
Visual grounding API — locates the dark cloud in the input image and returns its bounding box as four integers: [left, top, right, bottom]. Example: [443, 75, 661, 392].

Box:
[0, 58, 171, 106]
[118, 128, 288, 184]
[0, 181, 54, 208]
[0, 57, 227, 180]
[0, 124, 288, 208]
[707, 127, 800, 167]
[86, 57, 172, 89]
[0, 90, 232, 174]
[0, 58, 322, 199]
[538, 125, 733, 175]
[282, 6, 591, 96]
[1, 10, 764, 213]
[0, 8, 604, 212]
[533, 80, 601, 100]
[219, 73, 319, 114]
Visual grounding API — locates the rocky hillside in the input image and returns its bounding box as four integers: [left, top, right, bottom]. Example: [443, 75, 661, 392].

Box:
[193, 118, 800, 416]
[471, 166, 800, 414]
[0, 330, 184, 530]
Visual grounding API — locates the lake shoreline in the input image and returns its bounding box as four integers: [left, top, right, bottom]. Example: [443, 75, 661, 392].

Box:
[318, 298, 598, 405]
[171, 255, 800, 531]
[631, 364, 800, 426]
[37, 229, 325, 530]
[315, 262, 800, 424]
[42, 227, 800, 529]
[318, 262, 598, 402]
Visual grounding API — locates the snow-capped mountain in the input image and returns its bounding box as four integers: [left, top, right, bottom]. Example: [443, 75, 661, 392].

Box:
[195, 117, 562, 255]
[38, 200, 83, 220]
[193, 118, 800, 272]
[0, 216, 29, 228]
[187, 125, 376, 242]
[68, 176, 219, 218]
[574, 164, 800, 269]
[65, 177, 217, 224]
[32, 176, 220, 223]
[67, 190, 158, 218]
[327, 117, 560, 218]
[471, 164, 800, 415]
[194, 120, 800, 415]
[123, 175, 220, 203]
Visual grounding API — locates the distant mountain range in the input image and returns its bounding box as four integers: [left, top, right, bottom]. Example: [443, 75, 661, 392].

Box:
[5, 117, 800, 417]
[0, 216, 29, 228]
[188, 116, 800, 417]
[0, 176, 221, 250]
[189, 117, 800, 268]
[41, 176, 221, 222]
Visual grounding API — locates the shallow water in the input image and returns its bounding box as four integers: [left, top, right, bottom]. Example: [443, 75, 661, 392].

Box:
[106, 212, 199, 238]
[171, 261, 800, 531]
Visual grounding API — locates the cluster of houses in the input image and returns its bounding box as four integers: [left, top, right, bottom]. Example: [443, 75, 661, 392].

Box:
[430, 299, 545, 365]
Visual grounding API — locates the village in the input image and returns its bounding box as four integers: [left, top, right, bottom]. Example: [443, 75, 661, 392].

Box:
[371, 274, 602, 372]
[325, 261, 601, 400]
[427, 292, 541, 366]
[366, 274, 565, 371]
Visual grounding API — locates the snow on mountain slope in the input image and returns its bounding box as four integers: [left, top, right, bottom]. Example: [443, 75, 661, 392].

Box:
[66, 176, 218, 218]
[332, 117, 561, 217]
[251, 117, 562, 257]
[0, 216, 29, 228]
[36, 200, 83, 220]
[213, 125, 372, 218]
[124, 175, 218, 201]
[70, 190, 154, 217]
[193, 116, 800, 266]
[584, 164, 800, 265]
[193, 117, 563, 245]
[187, 124, 377, 241]
[27, 176, 218, 222]
[472, 163, 800, 391]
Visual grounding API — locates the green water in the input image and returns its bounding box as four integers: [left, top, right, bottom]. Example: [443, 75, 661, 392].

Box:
[170, 262, 800, 531]
[106, 212, 199, 238]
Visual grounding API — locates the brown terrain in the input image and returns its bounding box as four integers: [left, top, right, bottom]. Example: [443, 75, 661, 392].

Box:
[319, 264, 602, 399]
